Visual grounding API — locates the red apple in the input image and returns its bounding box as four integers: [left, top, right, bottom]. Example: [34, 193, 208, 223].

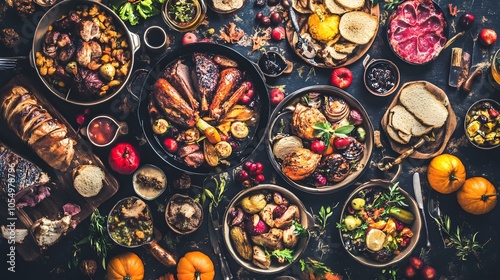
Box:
[330, 67, 353, 89]
[269, 88, 285, 105]
[421, 266, 437, 280]
[409, 256, 424, 270]
[182, 32, 198, 45]
[478, 28, 497, 46]
[458, 13, 475, 30]
[271, 26, 285, 41]
[404, 265, 416, 278]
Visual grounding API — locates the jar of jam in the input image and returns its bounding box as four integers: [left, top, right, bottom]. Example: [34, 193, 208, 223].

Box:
[86, 115, 128, 147]
[257, 51, 293, 78]
[363, 56, 400, 96]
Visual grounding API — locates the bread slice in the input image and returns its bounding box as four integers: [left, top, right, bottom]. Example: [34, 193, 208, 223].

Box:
[73, 165, 105, 197]
[339, 11, 378, 45]
[325, 0, 348, 14]
[386, 125, 409, 144]
[390, 105, 433, 137]
[399, 83, 449, 128]
[336, 0, 364, 10]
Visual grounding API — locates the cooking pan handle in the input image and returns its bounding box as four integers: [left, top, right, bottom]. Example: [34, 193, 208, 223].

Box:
[127, 68, 149, 100]
[145, 239, 177, 267]
[129, 32, 141, 54]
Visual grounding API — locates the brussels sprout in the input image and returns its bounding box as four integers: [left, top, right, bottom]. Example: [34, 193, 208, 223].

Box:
[344, 215, 359, 231]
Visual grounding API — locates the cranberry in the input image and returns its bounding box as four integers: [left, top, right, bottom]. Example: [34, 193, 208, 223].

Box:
[244, 161, 253, 171]
[255, 12, 264, 21]
[238, 170, 249, 181]
[270, 12, 281, 24]
[260, 16, 271, 26]
[249, 163, 258, 173]
[255, 174, 265, 183]
[76, 114, 86, 125]
[255, 162, 263, 173]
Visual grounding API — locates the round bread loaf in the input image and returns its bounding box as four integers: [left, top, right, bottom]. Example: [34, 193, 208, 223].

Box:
[73, 165, 105, 197]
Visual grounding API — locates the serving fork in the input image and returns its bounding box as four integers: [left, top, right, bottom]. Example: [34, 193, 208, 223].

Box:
[428, 196, 447, 247]
[0, 56, 27, 71]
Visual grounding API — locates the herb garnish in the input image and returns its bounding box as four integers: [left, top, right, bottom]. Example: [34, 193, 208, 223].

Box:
[68, 209, 113, 269]
[271, 248, 294, 263]
[300, 258, 332, 278]
[292, 220, 308, 237]
[202, 176, 227, 213]
[433, 215, 490, 261]
[371, 0, 403, 12]
[370, 182, 408, 209]
[169, 0, 195, 23]
[313, 123, 354, 149]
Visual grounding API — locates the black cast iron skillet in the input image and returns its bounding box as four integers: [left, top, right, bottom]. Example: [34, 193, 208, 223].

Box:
[137, 42, 270, 175]
[31, 0, 140, 105]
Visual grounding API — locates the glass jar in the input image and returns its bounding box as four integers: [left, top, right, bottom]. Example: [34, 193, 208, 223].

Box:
[488, 48, 500, 90]
[162, 0, 207, 32]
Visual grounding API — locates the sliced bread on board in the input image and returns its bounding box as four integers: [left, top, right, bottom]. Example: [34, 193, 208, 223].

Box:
[390, 105, 433, 137]
[399, 83, 448, 128]
[339, 11, 378, 45]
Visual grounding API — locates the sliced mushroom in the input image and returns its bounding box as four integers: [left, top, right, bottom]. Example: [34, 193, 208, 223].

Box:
[260, 203, 277, 227]
[252, 246, 271, 269]
[250, 228, 284, 250]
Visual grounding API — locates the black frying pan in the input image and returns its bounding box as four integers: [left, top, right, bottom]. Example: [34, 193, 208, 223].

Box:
[137, 43, 270, 175]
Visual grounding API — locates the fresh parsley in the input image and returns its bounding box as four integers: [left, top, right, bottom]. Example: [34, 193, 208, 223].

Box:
[371, 182, 408, 209]
[111, 0, 165, 26]
[271, 248, 294, 263]
[300, 258, 332, 278]
[292, 220, 308, 237]
[313, 123, 354, 149]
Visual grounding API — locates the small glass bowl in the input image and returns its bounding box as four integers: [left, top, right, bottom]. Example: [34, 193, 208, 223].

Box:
[162, 0, 207, 32]
[132, 164, 167, 200]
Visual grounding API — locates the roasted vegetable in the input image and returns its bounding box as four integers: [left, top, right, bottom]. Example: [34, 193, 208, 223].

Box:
[388, 207, 415, 224]
[230, 226, 253, 260]
[152, 119, 170, 135]
[203, 139, 219, 167]
[214, 141, 232, 158]
[99, 63, 116, 81]
[231, 121, 249, 139]
[240, 193, 267, 214]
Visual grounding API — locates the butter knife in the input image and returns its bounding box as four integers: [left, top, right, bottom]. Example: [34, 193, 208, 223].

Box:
[413, 173, 431, 248]
[208, 210, 233, 280]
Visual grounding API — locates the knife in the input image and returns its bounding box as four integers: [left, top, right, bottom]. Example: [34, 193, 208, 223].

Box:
[457, 31, 475, 88]
[208, 210, 233, 280]
[462, 29, 485, 92]
[413, 173, 430, 248]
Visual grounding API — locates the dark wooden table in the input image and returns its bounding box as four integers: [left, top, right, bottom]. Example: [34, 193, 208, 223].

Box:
[1, 0, 500, 279]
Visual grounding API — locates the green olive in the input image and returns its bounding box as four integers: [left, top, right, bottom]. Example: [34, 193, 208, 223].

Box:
[351, 198, 366, 210]
[99, 63, 116, 81]
[344, 215, 359, 231]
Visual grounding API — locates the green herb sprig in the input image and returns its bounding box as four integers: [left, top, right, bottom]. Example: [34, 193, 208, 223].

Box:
[202, 176, 227, 213]
[371, 0, 403, 12]
[313, 123, 354, 149]
[299, 258, 332, 278]
[433, 215, 489, 261]
[68, 209, 113, 270]
[271, 248, 294, 263]
[169, 0, 195, 23]
[371, 182, 408, 209]
[292, 220, 308, 237]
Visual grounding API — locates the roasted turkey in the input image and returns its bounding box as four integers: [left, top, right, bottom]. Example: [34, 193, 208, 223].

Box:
[281, 148, 321, 181]
[0, 86, 75, 171]
[291, 103, 327, 140]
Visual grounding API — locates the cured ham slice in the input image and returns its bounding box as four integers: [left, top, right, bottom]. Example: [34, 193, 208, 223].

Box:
[388, 0, 446, 64]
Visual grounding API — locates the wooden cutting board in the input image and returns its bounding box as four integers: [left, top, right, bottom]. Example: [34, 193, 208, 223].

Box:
[380, 80, 457, 159]
[0, 75, 119, 261]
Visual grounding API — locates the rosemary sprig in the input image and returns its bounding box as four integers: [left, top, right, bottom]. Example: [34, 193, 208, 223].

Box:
[434, 215, 489, 261]
[371, 182, 407, 209]
[313, 123, 354, 149]
[68, 209, 113, 269]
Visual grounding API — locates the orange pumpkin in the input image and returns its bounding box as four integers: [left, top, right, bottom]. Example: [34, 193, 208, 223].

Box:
[177, 251, 215, 280]
[427, 154, 466, 194]
[106, 252, 145, 280]
[457, 177, 498, 215]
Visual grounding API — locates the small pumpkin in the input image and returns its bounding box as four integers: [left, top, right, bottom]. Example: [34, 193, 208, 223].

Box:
[457, 177, 498, 215]
[427, 154, 466, 194]
[177, 251, 215, 280]
[106, 252, 145, 280]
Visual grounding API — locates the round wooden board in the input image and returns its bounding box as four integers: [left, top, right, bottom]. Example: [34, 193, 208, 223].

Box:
[380, 80, 457, 159]
[285, 1, 380, 68]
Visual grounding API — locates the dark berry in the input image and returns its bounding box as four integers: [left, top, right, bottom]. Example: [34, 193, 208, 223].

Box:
[270, 12, 282, 24]
[76, 114, 86, 125]
[260, 16, 271, 26]
[244, 161, 253, 171]
[238, 170, 249, 181]
[255, 12, 264, 21]
[255, 174, 265, 183]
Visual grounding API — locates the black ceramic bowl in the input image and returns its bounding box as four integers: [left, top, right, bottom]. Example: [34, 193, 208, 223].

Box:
[464, 99, 500, 150]
[137, 43, 270, 175]
[266, 85, 374, 194]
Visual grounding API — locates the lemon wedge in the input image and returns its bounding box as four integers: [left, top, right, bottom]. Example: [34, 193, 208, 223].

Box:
[365, 228, 386, 252]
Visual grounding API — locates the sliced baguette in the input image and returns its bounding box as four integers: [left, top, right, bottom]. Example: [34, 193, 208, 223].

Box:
[336, 0, 364, 10]
[339, 11, 378, 45]
[390, 105, 433, 137]
[325, 0, 348, 14]
[72, 165, 105, 197]
[399, 83, 448, 128]
[386, 125, 409, 144]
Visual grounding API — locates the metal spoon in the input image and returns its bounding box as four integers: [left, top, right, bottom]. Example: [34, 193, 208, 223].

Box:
[285, 0, 317, 59]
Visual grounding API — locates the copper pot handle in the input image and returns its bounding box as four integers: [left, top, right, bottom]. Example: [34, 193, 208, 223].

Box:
[145, 239, 177, 267]
[462, 67, 483, 92]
